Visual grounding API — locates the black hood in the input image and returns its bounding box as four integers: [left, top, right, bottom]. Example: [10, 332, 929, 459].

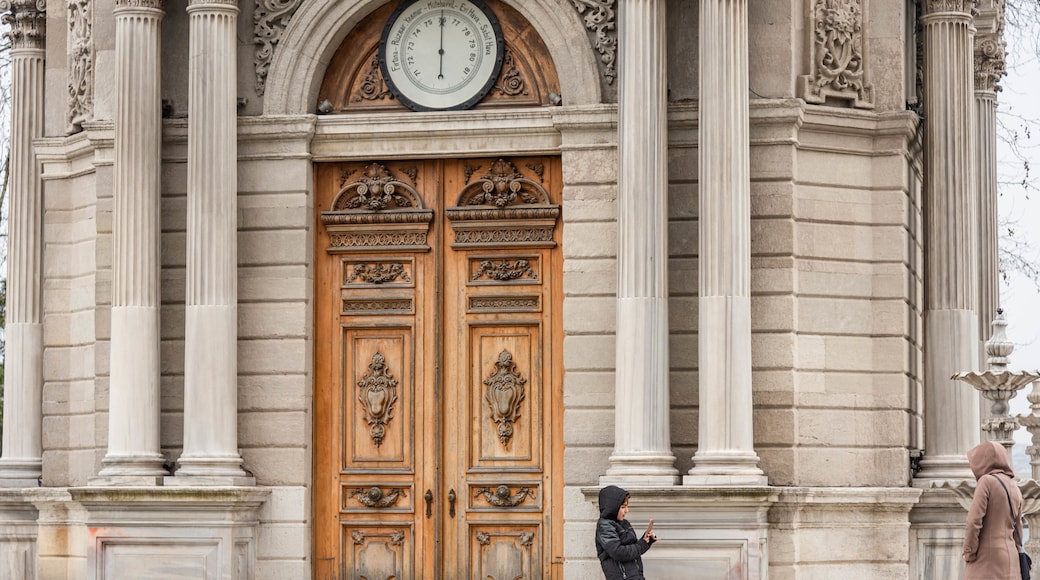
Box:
[598, 485, 629, 521]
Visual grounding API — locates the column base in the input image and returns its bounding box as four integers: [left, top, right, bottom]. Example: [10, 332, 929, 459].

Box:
[165, 475, 256, 487]
[173, 456, 252, 485]
[686, 451, 767, 486]
[0, 458, 42, 487]
[912, 455, 974, 487]
[603, 453, 680, 486]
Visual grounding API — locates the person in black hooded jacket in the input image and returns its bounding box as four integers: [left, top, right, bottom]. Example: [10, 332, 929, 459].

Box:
[595, 485, 656, 579]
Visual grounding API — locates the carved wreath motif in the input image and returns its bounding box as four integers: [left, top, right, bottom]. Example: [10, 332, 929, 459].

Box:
[347, 263, 411, 284]
[352, 486, 406, 508]
[357, 352, 399, 447]
[67, 0, 93, 134]
[253, 0, 303, 95]
[483, 350, 527, 446]
[570, 0, 617, 85]
[475, 485, 536, 507]
[805, 0, 873, 107]
[461, 159, 550, 207]
[332, 163, 421, 212]
[472, 259, 536, 282]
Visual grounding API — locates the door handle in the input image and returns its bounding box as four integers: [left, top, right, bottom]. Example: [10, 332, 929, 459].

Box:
[425, 489, 433, 518]
[448, 489, 457, 518]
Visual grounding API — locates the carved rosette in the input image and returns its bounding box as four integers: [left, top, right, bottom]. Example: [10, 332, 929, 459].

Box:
[357, 352, 399, 448]
[475, 485, 536, 507]
[67, 0, 94, 134]
[1, 0, 46, 49]
[253, 0, 303, 95]
[570, 0, 617, 85]
[321, 163, 433, 252]
[974, 35, 1006, 92]
[799, 0, 874, 109]
[483, 350, 527, 446]
[446, 159, 560, 248]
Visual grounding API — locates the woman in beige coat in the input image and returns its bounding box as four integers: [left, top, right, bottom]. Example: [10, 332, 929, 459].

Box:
[963, 440, 1024, 580]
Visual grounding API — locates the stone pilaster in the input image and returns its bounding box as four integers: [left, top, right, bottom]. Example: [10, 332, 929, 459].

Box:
[602, 0, 679, 485]
[0, 0, 47, 487]
[94, 0, 167, 484]
[686, 0, 766, 486]
[915, 0, 980, 483]
[170, 0, 251, 484]
[973, 2, 1005, 338]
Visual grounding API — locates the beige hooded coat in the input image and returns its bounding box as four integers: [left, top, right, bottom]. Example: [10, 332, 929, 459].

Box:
[963, 440, 1024, 580]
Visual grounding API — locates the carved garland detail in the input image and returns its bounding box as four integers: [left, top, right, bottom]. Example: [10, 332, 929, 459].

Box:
[352, 486, 407, 508]
[348, 263, 411, 284]
[570, 0, 617, 85]
[253, 0, 303, 95]
[472, 259, 536, 281]
[1, 0, 46, 49]
[483, 350, 527, 446]
[475, 485, 536, 507]
[357, 352, 399, 448]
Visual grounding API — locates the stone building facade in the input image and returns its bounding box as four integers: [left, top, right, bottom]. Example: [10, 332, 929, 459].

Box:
[0, 0, 1012, 578]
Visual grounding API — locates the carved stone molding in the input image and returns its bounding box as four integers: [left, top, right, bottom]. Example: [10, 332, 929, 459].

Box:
[322, 163, 434, 252]
[475, 485, 536, 507]
[798, 0, 874, 109]
[570, 0, 617, 85]
[483, 350, 527, 446]
[975, 35, 1006, 92]
[352, 486, 406, 508]
[67, 0, 94, 134]
[923, 0, 975, 13]
[254, 0, 303, 95]
[1, 0, 46, 49]
[114, 0, 163, 8]
[446, 159, 560, 249]
[356, 352, 399, 448]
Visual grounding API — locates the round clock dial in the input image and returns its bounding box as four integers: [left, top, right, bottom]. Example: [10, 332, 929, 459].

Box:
[379, 0, 505, 111]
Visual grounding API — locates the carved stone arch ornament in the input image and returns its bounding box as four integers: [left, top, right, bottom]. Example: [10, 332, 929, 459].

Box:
[260, 0, 602, 114]
[320, 162, 434, 252]
[445, 158, 560, 248]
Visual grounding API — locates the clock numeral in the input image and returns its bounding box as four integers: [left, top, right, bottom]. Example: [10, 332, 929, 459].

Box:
[464, 66, 471, 74]
[469, 53, 476, 62]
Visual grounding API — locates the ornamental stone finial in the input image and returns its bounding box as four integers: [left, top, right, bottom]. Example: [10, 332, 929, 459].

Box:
[0, 0, 46, 49]
[985, 309, 1015, 371]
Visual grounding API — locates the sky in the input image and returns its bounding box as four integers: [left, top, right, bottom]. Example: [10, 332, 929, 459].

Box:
[995, 21, 1040, 474]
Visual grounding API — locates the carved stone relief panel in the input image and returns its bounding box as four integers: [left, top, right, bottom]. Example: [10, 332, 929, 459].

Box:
[253, 0, 303, 96]
[67, 0, 93, 134]
[569, 0, 616, 86]
[798, 0, 875, 109]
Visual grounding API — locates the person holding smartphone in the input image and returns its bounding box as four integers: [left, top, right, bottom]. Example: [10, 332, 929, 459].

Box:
[595, 485, 657, 579]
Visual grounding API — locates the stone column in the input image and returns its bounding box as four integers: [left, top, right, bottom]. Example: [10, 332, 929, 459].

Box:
[973, 5, 1005, 338]
[915, 0, 980, 483]
[0, 0, 46, 487]
[170, 0, 250, 483]
[94, 0, 168, 483]
[685, 0, 767, 486]
[602, 0, 679, 485]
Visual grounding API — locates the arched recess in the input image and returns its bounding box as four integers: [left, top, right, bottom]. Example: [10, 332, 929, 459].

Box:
[318, 0, 561, 113]
[262, 0, 602, 115]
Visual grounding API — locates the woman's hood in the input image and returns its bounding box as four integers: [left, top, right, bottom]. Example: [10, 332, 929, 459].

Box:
[967, 440, 1015, 479]
[598, 485, 629, 521]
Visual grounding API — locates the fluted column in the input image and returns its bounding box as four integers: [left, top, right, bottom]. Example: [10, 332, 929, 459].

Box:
[94, 0, 168, 483]
[602, 0, 679, 485]
[685, 0, 766, 486]
[0, 0, 46, 487]
[974, 11, 1005, 346]
[915, 0, 980, 483]
[171, 0, 250, 484]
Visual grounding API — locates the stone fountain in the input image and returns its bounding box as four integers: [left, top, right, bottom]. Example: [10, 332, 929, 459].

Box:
[946, 310, 1040, 562]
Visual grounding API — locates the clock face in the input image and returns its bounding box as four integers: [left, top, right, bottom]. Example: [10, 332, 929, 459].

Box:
[379, 0, 505, 111]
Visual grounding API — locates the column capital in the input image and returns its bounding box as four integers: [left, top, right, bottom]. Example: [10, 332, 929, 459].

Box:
[0, 0, 45, 49]
[115, 0, 163, 9]
[974, 34, 1006, 92]
[921, 0, 975, 17]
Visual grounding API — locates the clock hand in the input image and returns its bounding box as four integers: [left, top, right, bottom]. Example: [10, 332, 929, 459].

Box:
[438, 11, 445, 80]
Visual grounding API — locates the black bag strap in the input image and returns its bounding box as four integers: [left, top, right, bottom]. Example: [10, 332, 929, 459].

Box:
[991, 473, 1024, 550]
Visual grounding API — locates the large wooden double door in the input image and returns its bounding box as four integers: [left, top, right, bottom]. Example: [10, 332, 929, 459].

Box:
[314, 157, 563, 579]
